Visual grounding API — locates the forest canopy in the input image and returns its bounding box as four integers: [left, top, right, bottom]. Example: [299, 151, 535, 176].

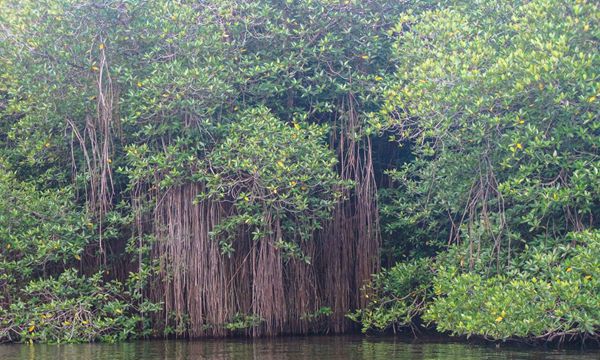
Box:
[0, 0, 598, 344]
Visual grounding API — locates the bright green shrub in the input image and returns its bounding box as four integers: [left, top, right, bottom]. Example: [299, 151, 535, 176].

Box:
[353, 230, 599, 341]
[0, 165, 90, 304]
[426, 230, 600, 340]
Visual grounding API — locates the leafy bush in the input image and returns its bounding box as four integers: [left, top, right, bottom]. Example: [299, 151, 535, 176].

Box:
[204, 107, 347, 255]
[0, 166, 159, 344]
[0, 166, 90, 306]
[0, 269, 160, 344]
[223, 314, 265, 332]
[352, 230, 599, 341]
[426, 230, 600, 341]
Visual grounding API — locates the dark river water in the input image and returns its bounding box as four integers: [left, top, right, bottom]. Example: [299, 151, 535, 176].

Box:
[0, 336, 598, 360]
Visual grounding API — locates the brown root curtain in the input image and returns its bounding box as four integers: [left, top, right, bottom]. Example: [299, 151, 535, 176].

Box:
[146, 107, 380, 337]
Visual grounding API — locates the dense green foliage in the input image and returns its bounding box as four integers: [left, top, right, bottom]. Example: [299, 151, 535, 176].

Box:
[1, 0, 418, 341]
[377, 0, 599, 258]
[0, 166, 157, 343]
[124, 106, 346, 258]
[427, 230, 600, 340]
[0, 269, 159, 343]
[355, 0, 600, 343]
[356, 230, 600, 342]
[0, 0, 598, 344]
[0, 167, 89, 296]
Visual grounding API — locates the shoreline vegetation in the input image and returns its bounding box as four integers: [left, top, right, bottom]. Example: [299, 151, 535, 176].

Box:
[0, 0, 598, 346]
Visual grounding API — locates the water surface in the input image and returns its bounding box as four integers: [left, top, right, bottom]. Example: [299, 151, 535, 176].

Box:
[0, 336, 598, 359]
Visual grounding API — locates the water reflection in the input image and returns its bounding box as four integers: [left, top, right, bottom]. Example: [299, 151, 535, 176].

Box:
[1, 336, 597, 360]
